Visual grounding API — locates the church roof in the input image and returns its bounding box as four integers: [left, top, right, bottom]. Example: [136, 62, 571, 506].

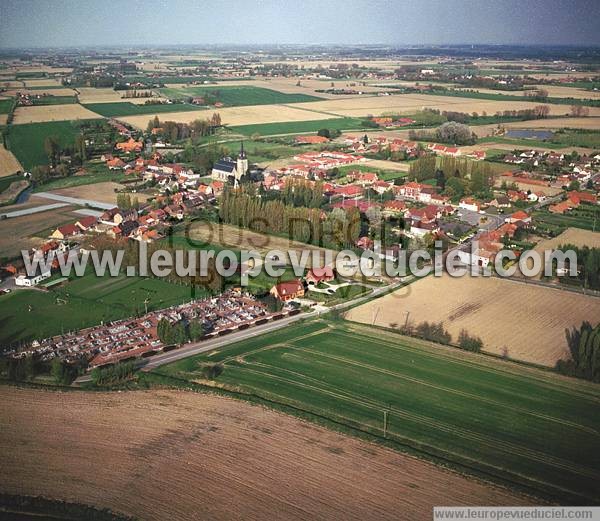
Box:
[213, 159, 236, 173]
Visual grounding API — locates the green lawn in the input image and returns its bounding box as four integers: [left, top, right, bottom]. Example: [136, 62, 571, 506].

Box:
[230, 117, 368, 136]
[6, 120, 88, 170]
[152, 319, 600, 504]
[336, 163, 408, 181]
[83, 102, 206, 118]
[159, 85, 322, 106]
[0, 271, 197, 345]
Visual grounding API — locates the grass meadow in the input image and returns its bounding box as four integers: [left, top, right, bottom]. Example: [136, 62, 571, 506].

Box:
[160, 85, 322, 106]
[0, 271, 196, 345]
[6, 120, 86, 170]
[153, 319, 600, 504]
[82, 102, 206, 118]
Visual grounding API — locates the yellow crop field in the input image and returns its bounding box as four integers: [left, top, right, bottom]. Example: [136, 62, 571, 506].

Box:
[0, 144, 23, 177]
[346, 275, 600, 367]
[12, 104, 104, 124]
[292, 94, 598, 118]
[120, 103, 337, 129]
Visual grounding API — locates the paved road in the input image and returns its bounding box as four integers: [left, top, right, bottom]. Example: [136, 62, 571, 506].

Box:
[0, 202, 69, 218]
[34, 192, 115, 210]
[74, 276, 410, 384]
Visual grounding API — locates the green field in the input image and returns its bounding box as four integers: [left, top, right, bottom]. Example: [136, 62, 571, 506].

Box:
[230, 117, 368, 136]
[336, 163, 408, 181]
[534, 205, 600, 233]
[153, 319, 600, 504]
[0, 99, 14, 114]
[31, 96, 77, 105]
[160, 85, 322, 106]
[481, 131, 600, 150]
[0, 271, 197, 345]
[6, 120, 87, 170]
[83, 102, 206, 117]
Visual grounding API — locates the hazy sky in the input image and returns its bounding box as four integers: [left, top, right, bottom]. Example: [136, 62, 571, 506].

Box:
[1, 0, 599, 48]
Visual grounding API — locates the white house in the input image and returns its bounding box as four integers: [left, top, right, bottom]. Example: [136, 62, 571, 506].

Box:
[15, 271, 51, 287]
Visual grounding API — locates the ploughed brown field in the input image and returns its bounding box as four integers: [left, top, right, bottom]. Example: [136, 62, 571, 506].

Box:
[346, 275, 600, 367]
[0, 387, 530, 520]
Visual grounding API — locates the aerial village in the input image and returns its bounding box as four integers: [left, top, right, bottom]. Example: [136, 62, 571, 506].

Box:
[2, 110, 600, 370]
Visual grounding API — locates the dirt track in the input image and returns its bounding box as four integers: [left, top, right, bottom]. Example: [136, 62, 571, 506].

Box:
[0, 387, 530, 520]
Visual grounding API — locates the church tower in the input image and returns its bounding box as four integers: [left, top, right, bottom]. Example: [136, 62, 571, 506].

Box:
[234, 141, 249, 188]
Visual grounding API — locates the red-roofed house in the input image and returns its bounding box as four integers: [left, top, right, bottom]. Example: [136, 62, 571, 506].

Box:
[306, 266, 335, 285]
[50, 223, 80, 240]
[270, 280, 305, 301]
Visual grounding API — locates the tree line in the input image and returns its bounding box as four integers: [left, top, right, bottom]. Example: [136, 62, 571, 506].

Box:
[147, 114, 221, 143]
[219, 186, 361, 249]
[559, 321, 600, 382]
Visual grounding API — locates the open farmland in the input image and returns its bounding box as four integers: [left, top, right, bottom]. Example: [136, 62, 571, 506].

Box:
[76, 87, 166, 105]
[6, 120, 87, 170]
[12, 103, 103, 124]
[48, 181, 122, 205]
[531, 227, 600, 254]
[346, 275, 600, 367]
[473, 117, 600, 135]
[0, 204, 76, 258]
[0, 387, 529, 521]
[290, 93, 599, 118]
[154, 319, 600, 504]
[0, 144, 23, 177]
[160, 85, 323, 106]
[82, 101, 207, 117]
[120, 103, 337, 129]
[0, 271, 195, 345]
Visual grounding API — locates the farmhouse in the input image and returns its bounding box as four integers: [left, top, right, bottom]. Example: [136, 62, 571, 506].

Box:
[50, 223, 80, 240]
[270, 280, 305, 301]
[306, 266, 335, 285]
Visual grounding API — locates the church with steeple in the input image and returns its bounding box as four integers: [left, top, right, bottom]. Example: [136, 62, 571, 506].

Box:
[211, 142, 249, 188]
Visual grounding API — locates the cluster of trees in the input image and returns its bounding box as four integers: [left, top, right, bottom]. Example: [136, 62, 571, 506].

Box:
[201, 363, 224, 380]
[90, 361, 136, 386]
[410, 321, 452, 344]
[570, 105, 590, 117]
[409, 121, 477, 146]
[121, 90, 153, 99]
[277, 178, 324, 208]
[50, 357, 79, 385]
[458, 329, 483, 352]
[116, 193, 140, 210]
[559, 322, 600, 382]
[219, 187, 360, 248]
[30, 133, 88, 185]
[157, 318, 205, 345]
[0, 354, 79, 384]
[409, 155, 493, 199]
[87, 235, 224, 294]
[559, 245, 600, 290]
[147, 114, 221, 143]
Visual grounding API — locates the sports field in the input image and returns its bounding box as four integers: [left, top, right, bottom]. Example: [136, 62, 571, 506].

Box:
[0, 271, 196, 345]
[154, 319, 600, 504]
[6, 120, 87, 170]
